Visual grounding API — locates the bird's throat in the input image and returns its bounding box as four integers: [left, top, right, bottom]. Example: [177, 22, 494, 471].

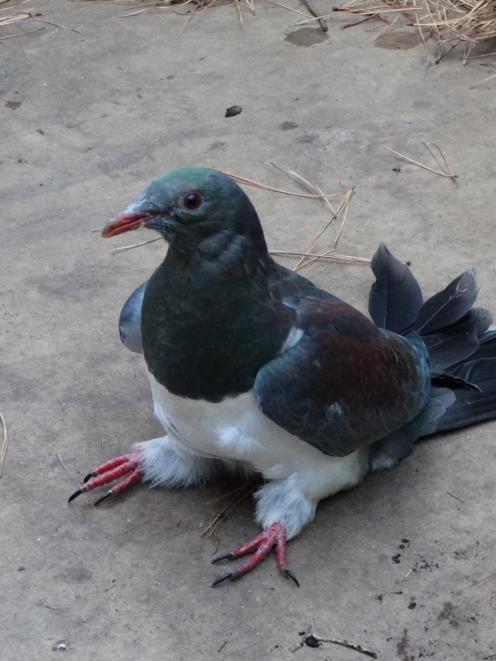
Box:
[141, 241, 291, 402]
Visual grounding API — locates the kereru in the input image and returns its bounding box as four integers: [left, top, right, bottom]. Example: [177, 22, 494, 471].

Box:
[70, 167, 496, 586]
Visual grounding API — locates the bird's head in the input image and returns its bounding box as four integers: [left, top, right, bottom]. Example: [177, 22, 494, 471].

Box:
[102, 167, 266, 250]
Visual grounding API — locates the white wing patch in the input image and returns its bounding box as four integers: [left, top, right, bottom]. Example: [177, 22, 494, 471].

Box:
[280, 326, 304, 353]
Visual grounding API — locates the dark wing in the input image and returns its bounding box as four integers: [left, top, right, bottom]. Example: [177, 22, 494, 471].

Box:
[119, 280, 148, 353]
[254, 297, 431, 457]
[267, 260, 339, 306]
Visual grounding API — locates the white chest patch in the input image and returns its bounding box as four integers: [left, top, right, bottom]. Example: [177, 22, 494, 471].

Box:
[147, 372, 368, 497]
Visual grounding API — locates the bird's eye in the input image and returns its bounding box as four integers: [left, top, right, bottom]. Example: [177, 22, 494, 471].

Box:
[182, 192, 202, 210]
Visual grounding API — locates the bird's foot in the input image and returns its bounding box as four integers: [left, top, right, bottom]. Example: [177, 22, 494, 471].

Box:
[211, 522, 299, 587]
[68, 450, 143, 506]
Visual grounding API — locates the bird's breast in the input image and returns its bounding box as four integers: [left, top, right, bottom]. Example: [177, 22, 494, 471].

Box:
[147, 371, 361, 484]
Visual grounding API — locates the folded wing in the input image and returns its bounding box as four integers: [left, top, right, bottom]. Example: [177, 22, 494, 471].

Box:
[254, 297, 430, 457]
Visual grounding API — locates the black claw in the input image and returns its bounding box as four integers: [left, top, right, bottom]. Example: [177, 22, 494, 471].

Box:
[211, 553, 234, 565]
[83, 472, 94, 483]
[68, 488, 83, 504]
[211, 572, 234, 587]
[284, 569, 300, 587]
[94, 491, 112, 507]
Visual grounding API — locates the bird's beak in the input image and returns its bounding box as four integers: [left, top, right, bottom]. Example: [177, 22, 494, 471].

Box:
[101, 210, 155, 238]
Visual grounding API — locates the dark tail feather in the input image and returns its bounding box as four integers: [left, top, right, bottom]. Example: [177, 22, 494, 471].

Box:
[450, 357, 496, 393]
[414, 269, 479, 335]
[368, 243, 423, 334]
[422, 308, 492, 370]
[430, 372, 481, 392]
[369, 245, 493, 369]
[435, 389, 496, 432]
[369, 244, 496, 437]
[426, 348, 496, 435]
[458, 331, 496, 362]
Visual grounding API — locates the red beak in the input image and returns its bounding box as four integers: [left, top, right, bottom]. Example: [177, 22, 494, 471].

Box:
[101, 211, 154, 238]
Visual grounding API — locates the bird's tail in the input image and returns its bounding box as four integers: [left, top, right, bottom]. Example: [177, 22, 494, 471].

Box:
[369, 243, 496, 435]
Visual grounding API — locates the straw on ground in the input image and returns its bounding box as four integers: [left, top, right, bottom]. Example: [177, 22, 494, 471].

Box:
[334, 0, 496, 60]
[0, 412, 8, 479]
[385, 142, 458, 183]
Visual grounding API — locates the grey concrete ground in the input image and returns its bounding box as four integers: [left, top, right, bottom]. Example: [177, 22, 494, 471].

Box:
[1, 1, 496, 659]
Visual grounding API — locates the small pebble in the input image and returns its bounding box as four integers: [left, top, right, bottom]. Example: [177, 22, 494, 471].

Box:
[304, 635, 321, 648]
[225, 105, 242, 118]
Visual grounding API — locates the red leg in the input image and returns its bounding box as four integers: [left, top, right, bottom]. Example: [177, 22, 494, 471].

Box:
[68, 450, 144, 505]
[211, 523, 299, 587]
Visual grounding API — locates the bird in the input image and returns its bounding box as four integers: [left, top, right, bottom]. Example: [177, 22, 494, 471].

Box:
[70, 167, 496, 587]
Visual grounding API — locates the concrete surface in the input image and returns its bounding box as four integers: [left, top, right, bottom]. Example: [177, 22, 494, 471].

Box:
[1, 1, 496, 659]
